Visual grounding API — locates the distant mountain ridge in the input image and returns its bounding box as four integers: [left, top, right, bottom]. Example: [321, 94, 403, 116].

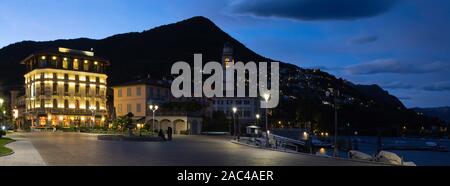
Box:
[413, 107, 450, 123]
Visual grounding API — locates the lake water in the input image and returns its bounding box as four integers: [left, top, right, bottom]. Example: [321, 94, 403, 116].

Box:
[332, 136, 450, 166]
[272, 130, 450, 166]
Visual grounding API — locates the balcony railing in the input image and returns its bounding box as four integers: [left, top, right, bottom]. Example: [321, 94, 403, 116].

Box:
[26, 108, 107, 116]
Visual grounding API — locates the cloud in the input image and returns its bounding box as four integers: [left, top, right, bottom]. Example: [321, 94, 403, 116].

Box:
[422, 81, 450, 91]
[345, 59, 449, 75]
[349, 35, 378, 44]
[228, 0, 398, 21]
[382, 81, 414, 89]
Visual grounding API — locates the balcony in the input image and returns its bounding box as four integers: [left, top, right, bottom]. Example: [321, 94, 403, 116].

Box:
[27, 108, 107, 116]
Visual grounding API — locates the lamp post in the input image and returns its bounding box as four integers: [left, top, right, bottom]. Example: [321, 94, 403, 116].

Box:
[89, 106, 96, 129]
[256, 114, 260, 127]
[263, 93, 270, 147]
[149, 104, 159, 135]
[325, 88, 339, 158]
[0, 98, 3, 127]
[232, 107, 237, 140]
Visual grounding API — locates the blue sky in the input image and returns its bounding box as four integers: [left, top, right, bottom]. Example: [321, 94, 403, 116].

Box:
[1, 0, 449, 108]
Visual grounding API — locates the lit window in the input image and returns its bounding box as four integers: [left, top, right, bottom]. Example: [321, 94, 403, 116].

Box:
[73, 59, 79, 70]
[52, 56, 57, 60]
[83, 60, 89, 71]
[63, 58, 68, 69]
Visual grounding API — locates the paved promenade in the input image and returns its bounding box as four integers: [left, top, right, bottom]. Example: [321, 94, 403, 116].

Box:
[0, 134, 46, 166]
[6, 132, 381, 166]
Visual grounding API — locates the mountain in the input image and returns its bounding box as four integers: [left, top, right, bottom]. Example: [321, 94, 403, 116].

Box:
[0, 16, 444, 134]
[353, 84, 405, 109]
[0, 16, 274, 89]
[413, 107, 450, 123]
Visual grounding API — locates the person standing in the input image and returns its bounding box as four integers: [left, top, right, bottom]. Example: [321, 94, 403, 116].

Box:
[167, 127, 173, 141]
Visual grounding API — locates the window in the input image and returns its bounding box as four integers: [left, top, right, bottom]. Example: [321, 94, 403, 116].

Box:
[64, 74, 68, 80]
[73, 59, 79, 70]
[127, 88, 131, 97]
[64, 100, 69, 109]
[118, 89, 122, 97]
[53, 73, 57, 80]
[136, 87, 141, 96]
[75, 84, 80, 93]
[96, 77, 99, 83]
[62, 58, 68, 69]
[39, 56, 47, 68]
[86, 101, 90, 110]
[83, 60, 89, 71]
[136, 104, 141, 113]
[96, 86, 100, 95]
[40, 99, 45, 108]
[86, 76, 90, 82]
[127, 104, 131, 113]
[53, 99, 58, 108]
[96, 101, 100, 111]
[118, 104, 122, 113]
[94, 61, 100, 72]
[75, 75, 79, 81]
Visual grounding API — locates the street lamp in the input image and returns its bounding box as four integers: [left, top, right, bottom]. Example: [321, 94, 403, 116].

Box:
[149, 104, 159, 135]
[325, 88, 339, 158]
[262, 93, 271, 147]
[255, 114, 260, 127]
[232, 107, 238, 140]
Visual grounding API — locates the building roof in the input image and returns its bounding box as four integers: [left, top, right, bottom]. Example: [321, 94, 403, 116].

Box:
[112, 78, 172, 88]
[20, 47, 110, 65]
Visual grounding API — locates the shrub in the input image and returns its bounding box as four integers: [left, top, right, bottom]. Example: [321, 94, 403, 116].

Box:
[0, 130, 6, 138]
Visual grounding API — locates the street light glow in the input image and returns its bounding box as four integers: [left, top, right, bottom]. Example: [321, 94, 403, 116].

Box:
[232, 107, 237, 113]
[256, 114, 260, 119]
[263, 93, 270, 102]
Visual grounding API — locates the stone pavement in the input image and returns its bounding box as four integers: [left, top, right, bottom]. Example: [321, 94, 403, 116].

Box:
[0, 134, 47, 166]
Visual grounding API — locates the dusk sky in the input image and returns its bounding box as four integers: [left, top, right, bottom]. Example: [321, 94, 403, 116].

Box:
[1, 0, 449, 108]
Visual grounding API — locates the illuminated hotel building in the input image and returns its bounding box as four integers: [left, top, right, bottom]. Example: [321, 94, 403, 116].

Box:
[20, 48, 109, 128]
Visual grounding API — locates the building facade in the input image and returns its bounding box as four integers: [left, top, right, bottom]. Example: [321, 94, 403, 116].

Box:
[112, 78, 173, 118]
[10, 90, 27, 130]
[21, 48, 109, 128]
[208, 42, 262, 126]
